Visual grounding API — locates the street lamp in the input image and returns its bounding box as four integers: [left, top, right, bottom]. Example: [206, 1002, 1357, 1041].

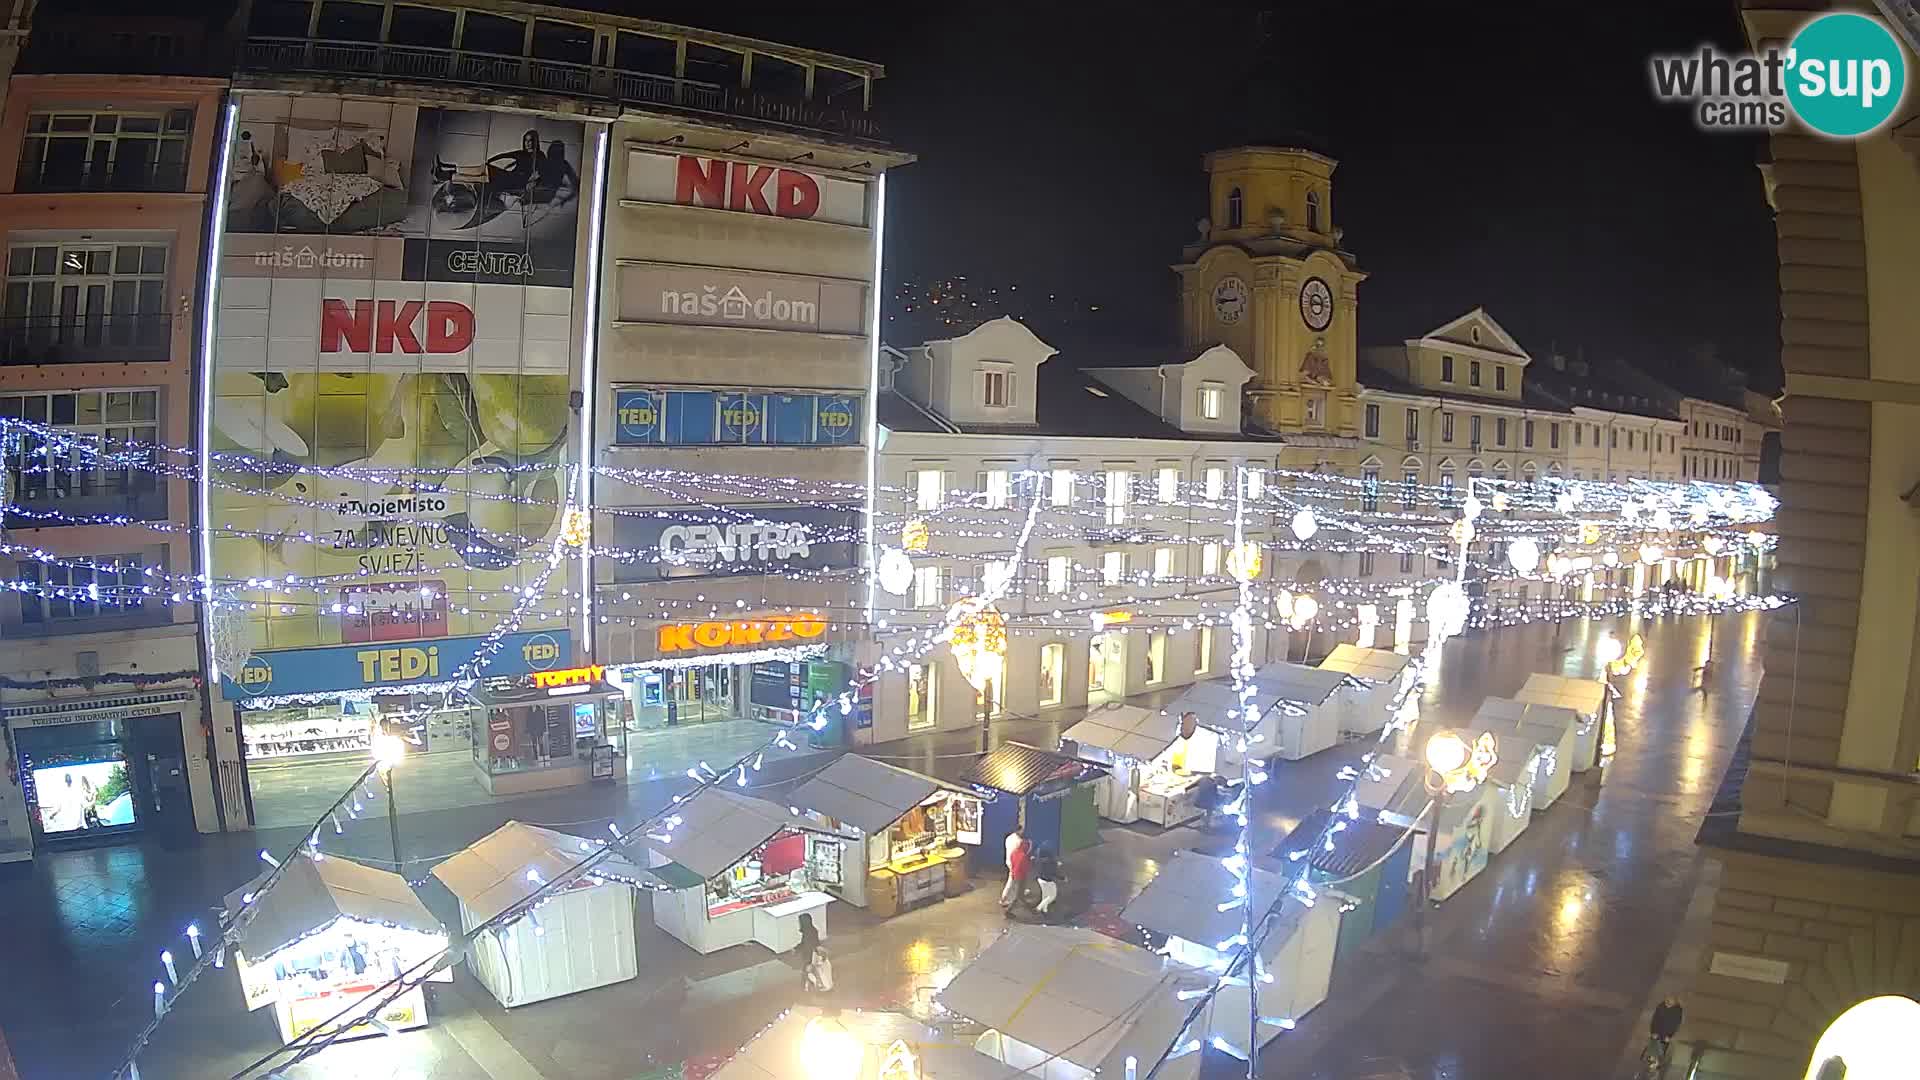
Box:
[1415, 728, 1496, 958]
[372, 730, 407, 869]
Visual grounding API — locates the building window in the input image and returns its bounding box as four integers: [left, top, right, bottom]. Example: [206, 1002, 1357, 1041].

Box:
[1362, 466, 1380, 511]
[1469, 415, 1482, 448]
[1441, 412, 1455, 443]
[1610, 428, 1618, 449]
[1103, 468, 1130, 525]
[1495, 417, 1507, 447]
[980, 468, 1010, 509]
[913, 566, 943, 608]
[1496, 366, 1508, 391]
[18, 109, 194, 192]
[1038, 644, 1064, 707]
[1157, 466, 1179, 503]
[1305, 189, 1322, 232]
[1201, 541, 1222, 577]
[1359, 551, 1375, 577]
[1226, 186, 1243, 229]
[1574, 424, 1583, 447]
[906, 662, 936, 731]
[1049, 467, 1074, 506]
[1204, 466, 1226, 501]
[1364, 403, 1380, 438]
[1245, 468, 1265, 500]
[19, 551, 150, 624]
[1402, 469, 1418, 509]
[1400, 551, 1414, 573]
[1550, 423, 1561, 449]
[1592, 424, 1600, 444]
[1523, 462, 1537, 484]
[914, 469, 945, 511]
[1145, 630, 1166, 684]
[1046, 554, 1070, 595]
[1198, 382, 1224, 420]
[1153, 547, 1173, 581]
[1303, 391, 1327, 428]
[1441, 355, 1455, 383]
[5, 243, 171, 359]
[981, 368, 1011, 408]
[1439, 468, 1454, 493]
[1102, 551, 1125, 586]
[2, 389, 160, 513]
[1405, 409, 1419, 444]
[1523, 420, 1535, 448]
[1195, 626, 1214, 675]
[1469, 360, 1482, 387]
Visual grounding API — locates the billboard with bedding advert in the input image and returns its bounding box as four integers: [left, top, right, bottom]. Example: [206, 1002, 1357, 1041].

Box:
[212, 95, 587, 691]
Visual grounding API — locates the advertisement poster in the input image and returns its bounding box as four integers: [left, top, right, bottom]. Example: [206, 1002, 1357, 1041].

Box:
[32, 756, 136, 835]
[212, 95, 585, 671]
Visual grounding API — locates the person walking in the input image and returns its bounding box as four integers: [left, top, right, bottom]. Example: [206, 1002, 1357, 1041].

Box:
[804, 944, 834, 994]
[792, 912, 821, 987]
[1002, 829, 1031, 911]
[1032, 845, 1061, 918]
[1642, 996, 1684, 1077]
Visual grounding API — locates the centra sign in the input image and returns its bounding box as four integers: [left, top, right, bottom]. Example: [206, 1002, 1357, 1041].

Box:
[657, 613, 828, 654]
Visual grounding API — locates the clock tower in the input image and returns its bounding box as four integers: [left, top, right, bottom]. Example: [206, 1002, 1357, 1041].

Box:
[1173, 146, 1366, 461]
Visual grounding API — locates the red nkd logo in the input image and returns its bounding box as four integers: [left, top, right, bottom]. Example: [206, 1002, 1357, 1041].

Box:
[320, 299, 475, 354]
[674, 156, 821, 219]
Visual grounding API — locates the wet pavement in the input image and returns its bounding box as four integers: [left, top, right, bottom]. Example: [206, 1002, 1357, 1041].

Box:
[0, 610, 1764, 1080]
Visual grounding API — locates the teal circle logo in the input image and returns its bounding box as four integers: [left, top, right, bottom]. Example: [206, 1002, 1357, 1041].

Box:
[1786, 13, 1907, 138]
[237, 655, 274, 692]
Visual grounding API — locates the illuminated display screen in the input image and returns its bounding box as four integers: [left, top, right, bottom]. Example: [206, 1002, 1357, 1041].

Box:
[32, 757, 137, 835]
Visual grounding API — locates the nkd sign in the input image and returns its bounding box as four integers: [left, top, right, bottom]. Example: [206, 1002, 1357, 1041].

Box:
[625, 150, 870, 227]
[321, 299, 476, 354]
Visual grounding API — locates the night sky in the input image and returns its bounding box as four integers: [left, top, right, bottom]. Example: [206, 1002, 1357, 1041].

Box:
[674, 1, 1783, 393]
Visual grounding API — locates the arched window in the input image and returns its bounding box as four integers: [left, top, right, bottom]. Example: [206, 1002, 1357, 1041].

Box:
[1226, 187, 1244, 228]
[1522, 461, 1538, 485]
[1305, 190, 1322, 232]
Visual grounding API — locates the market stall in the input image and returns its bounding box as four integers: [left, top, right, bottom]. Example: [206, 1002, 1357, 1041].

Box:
[789, 754, 983, 916]
[1513, 673, 1608, 772]
[1274, 809, 1413, 967]
[462, 667, 630, 795]
[709, 1006, 1021, 1080]
[960, 742, 1108, 869]
[224, 852, 450, 1044]
[1059, 703, 1223, 826]
[1483, 749, 1542, 854]
[430, 820, 655, 1007]
[936, 925, 1206, 1080]
[1251, 662, 1349, 760]
[1156, 676, 1304, 772]
[1470, 697, 1579, 808]
[1316, 644, 1414, 737]
[637, 788, 843, 956]
[1352, 751, 1497, 903]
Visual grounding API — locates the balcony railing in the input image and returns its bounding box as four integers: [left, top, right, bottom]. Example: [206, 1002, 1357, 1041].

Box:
[14, 158, 190, 195]
[0, 314, 173, 366]
[241, 38, 884, 141]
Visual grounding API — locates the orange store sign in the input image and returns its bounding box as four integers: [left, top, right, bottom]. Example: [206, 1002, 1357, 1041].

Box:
[657, 613, 829, 653]
[531, 665, 607, 689]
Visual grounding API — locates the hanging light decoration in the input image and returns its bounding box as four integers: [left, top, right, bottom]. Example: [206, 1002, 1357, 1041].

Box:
[900, 519, 930, 553]
[1490, 492, 1510, 513]
[1639, 543, 1665, 566]
[1462, 494, 1484, 521]
[1703, 536, 1725, 556]
[1427, 581, 1469, 642]
[1450, 519, 1475, 546]
[1507, 537, 1541, 574]
[1227, 542, 1263, 582]
[1289, 508, 1318, 541]
[875, 548, 914, 596]
[946, 598, 1007, 691]
[1651, 507, 1674, 531]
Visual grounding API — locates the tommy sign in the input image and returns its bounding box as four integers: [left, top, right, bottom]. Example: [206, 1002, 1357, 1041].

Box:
[619, 263, 867, 335]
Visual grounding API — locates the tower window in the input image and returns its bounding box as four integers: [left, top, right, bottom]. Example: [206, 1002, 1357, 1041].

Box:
[1305, 190, 1322, 232]
[1226, 187, 1243, 229]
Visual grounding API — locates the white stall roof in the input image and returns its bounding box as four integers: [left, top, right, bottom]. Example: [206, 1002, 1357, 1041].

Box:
[226, 852, 442, 963]
[710, 1007, 1021, 1080]
[1487, 749, 1540, 789]
[431, 821, 656, 924]
[639, 788, 825, 881]
[1062, 703, 1183, 762]
[791, 754, 963, 836]
[1353, 753, 1427, 819]
[1515, 673, 1607, 717]
[936, 925, 1207, 1075]
[1472, 697, 1580, 737]
[1319, 644, 1412, 683]
[1121, 850, 1287, 948]
[1253, 662, 1347, 707]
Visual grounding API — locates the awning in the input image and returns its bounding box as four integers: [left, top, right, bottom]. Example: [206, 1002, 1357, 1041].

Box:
[1317, 644, 1412, 684]
[790, 754, 966, 836]
[935, 925, 1208, 1075]
[637, 788, 828, 881]
[1060, 702, 1182, 762]
[225, 852, 443, 964]
[1121, 850, 1286, 948]
[1513, 673, 1606, 717]
[961, 742, 1108, 797]
[431, 821, 658, 923]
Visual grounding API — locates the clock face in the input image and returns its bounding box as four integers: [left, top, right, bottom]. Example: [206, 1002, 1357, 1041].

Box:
[1300, 277, 1334, 331]
[1211, 276, 1248, 325]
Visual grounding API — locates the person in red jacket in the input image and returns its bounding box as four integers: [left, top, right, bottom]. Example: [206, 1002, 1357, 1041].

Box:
[1001, 831, 1032, 911]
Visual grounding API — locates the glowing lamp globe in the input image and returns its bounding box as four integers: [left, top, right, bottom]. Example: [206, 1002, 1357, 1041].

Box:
[1291, 595, 1319, 625]
[371, 732, 407, 772]
[1449, 519, 1475, 546]
[1426, 582, 1469, 641]
[1602, 550, 1620, 567]
[1424, 730, 1471, 777]
[1555, 489, 1576, 513]
[1507, 537, 1541, 574]
[1746, 530, 1767, 549]
[1491, 492, 1510, 513]
[875, 548, 914, 596]
[1639, 543, 1664, 566]
[1227, 543, 1263, 582]
[1289, 508, 1317, 542]
[1596, 633, 1624, 665]
[802, 1017, 865, 1080]
[1462, 494, 1483, 521]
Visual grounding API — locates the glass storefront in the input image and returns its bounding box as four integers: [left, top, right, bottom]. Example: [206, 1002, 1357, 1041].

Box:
[241, 699, 478, 762]
[7, 699, 194, 849]
[609, 652, 853, 733]
[466, 679, 627, 793]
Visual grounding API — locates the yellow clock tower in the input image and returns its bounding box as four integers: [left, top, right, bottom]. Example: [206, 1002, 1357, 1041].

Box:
[1173, 146, 1366, 468]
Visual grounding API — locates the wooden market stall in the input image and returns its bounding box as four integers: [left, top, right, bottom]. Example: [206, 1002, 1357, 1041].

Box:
[1469, 697, 1580, 808]
[960, 742, 1108, 869]
[637, 788, 845, 956]
[789, 754, 983, 916]
[1274, 809, 1413, 967]
[1482, 749, 1543, 854]
[1251, 662, 1350, 760]
[1316, 644, 1415, 737]
[224, 852, 450, 1044]
[708, 1006, 1022, 1080]
[1513, 673, 1608, 771]
[1059, 703, 1224, 825]
[430, 820, 655, 1007]
[936, 925, 1205, 1080]
[1353, 751, 1497, 903]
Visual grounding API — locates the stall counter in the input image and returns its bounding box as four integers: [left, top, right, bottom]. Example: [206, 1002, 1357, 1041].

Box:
[754, 891, 832, 953]
[1137, 772, 1205, 827]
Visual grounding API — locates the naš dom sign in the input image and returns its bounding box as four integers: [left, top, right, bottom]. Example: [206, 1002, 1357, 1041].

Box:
[656, 613, 829, 654]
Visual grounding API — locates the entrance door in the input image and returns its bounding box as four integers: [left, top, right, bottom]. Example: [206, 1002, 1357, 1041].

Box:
[125, 713, 194, 846]
[1087, 634, 1125, 706]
